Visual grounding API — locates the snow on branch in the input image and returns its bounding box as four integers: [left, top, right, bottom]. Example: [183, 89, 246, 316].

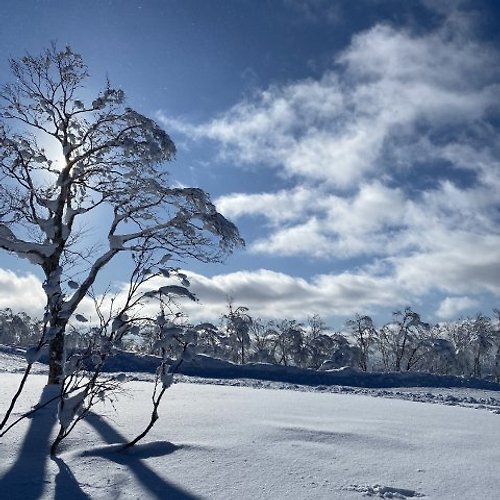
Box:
[0, 44, 243, 388]
[0, 223, 57, 264]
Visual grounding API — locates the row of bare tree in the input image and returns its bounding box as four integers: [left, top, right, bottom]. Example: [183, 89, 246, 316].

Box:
[3, 305, 499, 381]
[142, 306, 500, 381]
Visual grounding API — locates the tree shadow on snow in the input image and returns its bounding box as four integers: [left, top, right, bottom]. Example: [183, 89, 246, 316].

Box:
[83, 412, 201, 500]
[0, 385, 88, 499]
[83, 440, 182, 459]
[52, 456, 91, 500]
[0, 394, 198, 499]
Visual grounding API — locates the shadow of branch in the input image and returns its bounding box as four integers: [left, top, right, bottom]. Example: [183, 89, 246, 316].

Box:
[0, 385, 85, 500]
[84, 412, 201, 500]
[52, 456, 91, 500]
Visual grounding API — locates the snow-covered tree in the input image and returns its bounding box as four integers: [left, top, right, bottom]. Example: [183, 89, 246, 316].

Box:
[0, 308, 41, 347]
[345, 314, 377, 372]
[191, 322, 225, 358]
[377, 308, 430, 372]
[222, 303, 252, 364]
[470, 314, 494, 378]
[444, 315, 495, 378]
[248, 318, 275, 363]
[268, 319, 306, 367]
[419, 334, 458, 375]
[0, 45, 243, 386]
[492, 309, 500, 382]
[303, 314, 335, 369]
[321, 333, 361, 369]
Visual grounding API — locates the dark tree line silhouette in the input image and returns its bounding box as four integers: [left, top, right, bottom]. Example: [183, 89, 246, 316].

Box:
[2, 305, 499, 382]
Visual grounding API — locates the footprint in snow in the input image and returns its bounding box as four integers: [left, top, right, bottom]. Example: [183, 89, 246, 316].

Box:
[347, 484, 425, 498]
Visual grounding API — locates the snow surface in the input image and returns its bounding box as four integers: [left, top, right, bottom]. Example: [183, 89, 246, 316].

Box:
[1, 347, 500, 499]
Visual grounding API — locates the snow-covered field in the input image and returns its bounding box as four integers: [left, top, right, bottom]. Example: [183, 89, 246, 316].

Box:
[1, 350, 500, 499]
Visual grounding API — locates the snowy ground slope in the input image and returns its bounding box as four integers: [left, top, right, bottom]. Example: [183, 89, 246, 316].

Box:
[2, 344, 500, 414]
[1, 373, 500, 499]
[1, 346, 500, 499]
[0, 344, 47, 374]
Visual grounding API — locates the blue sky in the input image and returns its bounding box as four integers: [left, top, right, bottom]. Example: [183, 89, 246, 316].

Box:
[1, 0, 500, 327]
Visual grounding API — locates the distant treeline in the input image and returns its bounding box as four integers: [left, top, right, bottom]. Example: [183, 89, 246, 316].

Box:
[1, 306, 499, 381]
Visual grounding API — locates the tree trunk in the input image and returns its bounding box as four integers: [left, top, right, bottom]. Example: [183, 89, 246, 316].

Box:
[241, 339, 245, 365]
[48, 330, 65, 385]
[473, 353, 481, 378]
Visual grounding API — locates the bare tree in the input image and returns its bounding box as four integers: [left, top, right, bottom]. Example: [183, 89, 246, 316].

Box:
[222, 302, 252, 364]
[377, 308, 430, 372]
[304, 314, 335, 369]
[268, 319, 305, 367]
[0, 45, 243, 390]
[470, 314, 493, 378]
[345, 314, 376, 372]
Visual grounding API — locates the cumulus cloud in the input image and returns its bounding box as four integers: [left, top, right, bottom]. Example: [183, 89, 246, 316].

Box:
[0, 262, 491, 328]
[0, 267, 402, 326]
[251, 218, 334, 258]
[391, 232, 500, 296]
[157, 3, 500, 319]
[181, 268, 409, 322]
[159, 10, 499, 189]
[0, 269, 46, 316]
[435, 296, 480, 320]
[0, 269, 120, 325]
[216, 181, 409, 258]
[215, 186, 320, 224]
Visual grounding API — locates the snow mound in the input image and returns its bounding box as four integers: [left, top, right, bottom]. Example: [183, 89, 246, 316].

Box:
[3, 344, 500, 394]
[176, 354, 500, 391]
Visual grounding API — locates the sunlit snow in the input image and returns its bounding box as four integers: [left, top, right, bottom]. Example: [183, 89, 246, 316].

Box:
[1, 348, 499, 499]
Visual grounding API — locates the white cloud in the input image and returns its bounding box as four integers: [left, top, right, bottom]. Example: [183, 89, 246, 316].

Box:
[238, 181, 407, 258]
[51, 268, 399, 325]
[435, 296, 480, 320]
[216, 174, 500, 301]
[215, 186, 319, 224]
[251, 218, 333, 258]
[160, 12, 499, 189]
[0, 262, 492, 329]
[391, 232, 500, 296]
[0, 268, 122, 325]
[157, 4, 500, 318]
[181, 268, 408, 322]
[0, 269, 46, 316]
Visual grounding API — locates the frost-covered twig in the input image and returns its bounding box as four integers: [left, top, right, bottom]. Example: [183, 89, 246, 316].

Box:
[0, 379, 96, 438]
[49, 252, 198, 455]
[122, 347, 188, 450]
